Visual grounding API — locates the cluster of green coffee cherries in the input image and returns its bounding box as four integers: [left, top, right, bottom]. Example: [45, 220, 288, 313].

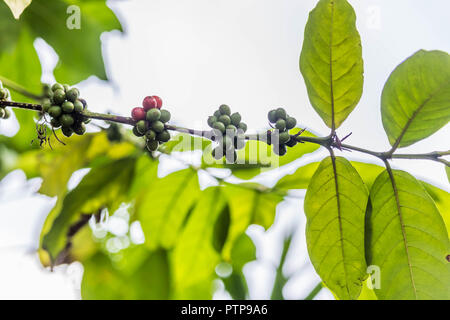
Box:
[42, 83, 89, 137]
[131, 95, 171, 152]
[267, 107, 297, 155]
[0, 81, 11, 119]
[208, 104, 247, 163]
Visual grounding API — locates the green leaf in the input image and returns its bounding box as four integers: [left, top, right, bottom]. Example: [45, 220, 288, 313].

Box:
[81, 248, 171, 300]
[212, 205, 231, 253]
[164, 133, 211, 152]
[3, 0, 31, 19]
[300, 0, 363, 129]
[134, 168, 201, 250]
[381, 50, 450, 148]
[304, 156, 368, 300]
[367, 169, 450, 299]
[222, 184, 283, 259]
[172, 187, 226, 298]
[41, 157, 136, 264]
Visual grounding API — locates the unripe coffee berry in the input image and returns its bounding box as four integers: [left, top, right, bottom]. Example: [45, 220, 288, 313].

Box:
[66, 88, 79, 102]
[212, 146, 224, 160]
[0, 88, 8, 99]
[151, 120, 165, 133]
[50, 118, 61, 128]
[147, 140, 159, 151]
[213, 110, 221, 118]
[136, 120, 147, 134]
[275, 108, 286, 120]
[230, 112, 241, 126]
[268, 110, 277, 123]
[62, 126, 73, 137]
[52, 83, 64, 92]
[226, 125, 237, 133]
[273, 144, 287, 156]
[157, 130, 171, 142]
[275, 119, 286, 131]
[0, 108, 4, 118]
[145, 129, 156, 140]
[159, 109, 171, 123]
[238, 122, 247, 132]
[213, 121, 226, 133]
[219, 104, 231, 116]
[131, 107, 146, 121]
[279, 131, 291, 144]
[74, 100, 84, 112]
[53, 89, 66, 104]
[42, 99, 52, 112]
[218, 115, 231, 126]
[146, 108, 161, 122]
[62, 101, 74, 113]
[74, 123, 86, 135]
[207, 116, 217, 128]
[285, 117, 297, 130]
[133, 126, 144, 137]
[49, 106, 62, 118]
[63, 84, 70, 92]
[61, 114, 75, 127]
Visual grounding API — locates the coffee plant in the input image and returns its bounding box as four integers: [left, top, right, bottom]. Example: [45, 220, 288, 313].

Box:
[0, 0, 448, 300]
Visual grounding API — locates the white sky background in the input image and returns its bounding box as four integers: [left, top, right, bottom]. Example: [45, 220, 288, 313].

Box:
[0, 0, 449, 299]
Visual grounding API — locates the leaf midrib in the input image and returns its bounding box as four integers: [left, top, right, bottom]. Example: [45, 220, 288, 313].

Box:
[385, 168, 418, 299]
[390, 79, 450, 150]
[329, 0, 336, 131]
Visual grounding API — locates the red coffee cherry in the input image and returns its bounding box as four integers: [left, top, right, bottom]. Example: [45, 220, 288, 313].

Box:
[131, 107, 146, 121]
[142, 96, 158, 111]
[152, 95, 163, 109]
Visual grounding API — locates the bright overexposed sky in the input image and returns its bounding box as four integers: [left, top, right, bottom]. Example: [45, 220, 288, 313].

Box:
[0, 0, 448, 299]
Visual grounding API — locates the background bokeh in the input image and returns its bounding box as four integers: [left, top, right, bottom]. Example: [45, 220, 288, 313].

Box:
[0, 0, 448, 299]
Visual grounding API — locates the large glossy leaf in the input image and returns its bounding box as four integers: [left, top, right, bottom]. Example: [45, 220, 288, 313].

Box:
[304, 156, 368, 300]
[381, 50, 450, 148]
[134, 168, 201, 250]
[41, 157, 136, 264]
[367, 169, 450, 299]
[81, 248, 171, 300]
[300, 0, 363, 129]
[222, 183, 283, 259]
[172, 187, 226, 298]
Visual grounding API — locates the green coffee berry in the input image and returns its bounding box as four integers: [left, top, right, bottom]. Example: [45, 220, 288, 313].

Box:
[268, 110, 277, 123]
[145, 129, 156, 140]
[62, 101, 74, 113]
[136, 120, 147, 134]
[279, 131, 291, 144]
[3, 108, 10, 119]
[50, 118, 61, 128]
[273, 144, 287, 156]
[159, 109, 171, 123]
[151, 120, 165, 133]
[230, 112, 241, 126]
[213, 110, 221, 118]
[225, 150, 238, 164]
[212, 146, 224, 160]
[0, 108, 4, 118]
[66, 88, 79, 102]
[238, 122, 247, 132]
[73, 123, 86, 135]
[157, 130, 171, 142]
[48, 106, 62, 118]
[73, 100, 84, 113]
[218, 114, 231, 126]
[207, 116, 217, 128]
[213, 121, 226, 133]
[42, 99, 52, 112]
[275, 119, 286, 131]
[219, 104, 231, 115]
[133, 126, 144, 137]
[275, 107, 286, 120]
[146, 108, 161, 122]
[53, 89, 66, 104]
[147, 139, 159, 151]
[52, 83, 64, 92]
[285, 117, 297, 130]
[226, 124, 237, 133]
[61, 126, 73, 137]
[63, 84, 70, 92]
[61, 114, 75, 127]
